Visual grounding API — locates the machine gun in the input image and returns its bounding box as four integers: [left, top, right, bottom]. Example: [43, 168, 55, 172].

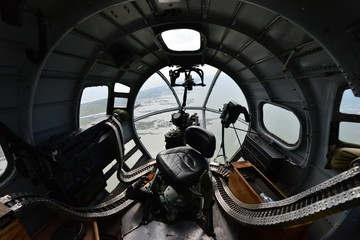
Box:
[165, 66, 205, 149]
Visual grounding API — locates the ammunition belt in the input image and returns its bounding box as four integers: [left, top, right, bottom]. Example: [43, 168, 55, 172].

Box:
[1, 188, 133, 221]
[106, 116, 156, 183]
[2, 162, 360, 226]
[118, 160, 156, 182]
[0, 160, 156, 220]
[0, 115, 157, 220]
[210, 163, 360, 227]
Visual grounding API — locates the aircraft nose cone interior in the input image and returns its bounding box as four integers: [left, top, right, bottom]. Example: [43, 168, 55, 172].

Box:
[1, 0, 360, 239]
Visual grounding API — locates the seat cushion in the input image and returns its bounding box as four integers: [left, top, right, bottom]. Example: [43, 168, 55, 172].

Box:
[185, 126, 216, 158]
[156, 146, 208, 191]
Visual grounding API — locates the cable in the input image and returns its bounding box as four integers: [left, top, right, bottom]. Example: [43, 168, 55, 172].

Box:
[232, 123, 241, 145]
[232, 123, 247, 162]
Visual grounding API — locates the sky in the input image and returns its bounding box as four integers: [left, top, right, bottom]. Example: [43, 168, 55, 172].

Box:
[161, 29, 201, 51]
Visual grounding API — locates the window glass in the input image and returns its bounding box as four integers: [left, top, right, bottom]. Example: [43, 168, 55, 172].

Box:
[184, 110, 202, 127]
[340, 89, 360, 115]
[207, 72, 247, 111]
[104, 159, 118, 192]
[134, 65, 249, 163]
[125, 140, 136, 155]
[114, 98, 128, 108]
[171, 81, 210, 107]
[114, 83, 130, 93]
[262, 103, 300, 145]
[134, 72, 178, 119]
[125, 150, 143, 169]
[206, 111, 248, 163]
[339, 122, 360, 144]
[161, 29, 201, 51]
[184, 65, 216, 107]
[0, 145, 8, 176]
[159, 66, 174, 79]
[123, 140, 141, 170]
[79, 86, 108, 127]
[135, 112, 175, 157]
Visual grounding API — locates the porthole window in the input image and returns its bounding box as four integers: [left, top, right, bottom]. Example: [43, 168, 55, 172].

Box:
[262, 103, 300, 146]
[79, 86, 108, 128]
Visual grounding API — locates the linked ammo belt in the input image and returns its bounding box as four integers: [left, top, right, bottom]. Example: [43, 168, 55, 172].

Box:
[0, 190, 132, 220]
[0, 160, 156, 220]
[2, 162, 360, 226]
[106, 116, 156, 183]
[210, 163, 360, 227]
[118, 160, 156, 182]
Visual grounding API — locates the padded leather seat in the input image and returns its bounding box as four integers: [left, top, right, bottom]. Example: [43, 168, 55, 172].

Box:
[156, 126, 215, 192]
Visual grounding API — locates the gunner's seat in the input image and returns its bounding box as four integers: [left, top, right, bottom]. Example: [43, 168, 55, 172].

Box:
[156, 126, 216, 192]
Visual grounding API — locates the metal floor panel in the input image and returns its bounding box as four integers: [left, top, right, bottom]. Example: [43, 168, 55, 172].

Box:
[123, 220, 212, 240]
[121, 201, 241, 240]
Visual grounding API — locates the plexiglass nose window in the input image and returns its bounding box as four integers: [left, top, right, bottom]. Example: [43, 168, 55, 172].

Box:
[134, 65, 249, 164]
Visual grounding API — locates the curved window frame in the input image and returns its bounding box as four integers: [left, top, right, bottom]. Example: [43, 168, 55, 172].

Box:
[132, 65, 249, 164]
[259, 102, 302, 149]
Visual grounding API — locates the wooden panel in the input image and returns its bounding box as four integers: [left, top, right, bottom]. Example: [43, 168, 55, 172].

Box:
[0, 219, 31, 240]
[228, 161, 311, 240]
[228, 162, 263, 204]
[232, 161, 286, 199]
[0, 203, 12, 219]
[32, 217, 99, 240]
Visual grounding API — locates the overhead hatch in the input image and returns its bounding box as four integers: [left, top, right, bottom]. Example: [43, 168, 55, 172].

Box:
[161, 29, 201, 51]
